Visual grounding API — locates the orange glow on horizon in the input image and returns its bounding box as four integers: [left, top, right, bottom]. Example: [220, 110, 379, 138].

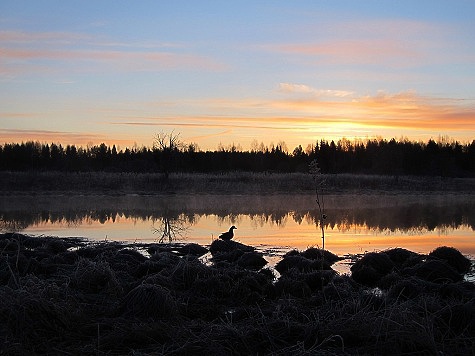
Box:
[1, 90, 474, 151]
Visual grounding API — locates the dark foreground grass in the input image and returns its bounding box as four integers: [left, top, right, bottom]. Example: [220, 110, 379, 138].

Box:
[1, 233, 474, 355]
[2, 171, 475, 195]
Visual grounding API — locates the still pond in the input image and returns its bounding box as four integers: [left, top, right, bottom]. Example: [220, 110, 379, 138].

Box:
[1, 193, 474, 258]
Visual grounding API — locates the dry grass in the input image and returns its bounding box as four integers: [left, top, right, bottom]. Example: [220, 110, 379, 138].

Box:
[2, 171, 475, 195]
[1, 232, 474, 354]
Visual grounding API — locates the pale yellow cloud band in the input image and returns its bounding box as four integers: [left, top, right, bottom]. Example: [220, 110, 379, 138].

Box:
[1, 86, 474, 148]
[124, 89, 475, 133]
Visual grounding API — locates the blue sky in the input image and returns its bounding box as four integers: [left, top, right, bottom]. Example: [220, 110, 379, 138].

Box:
[1, 1, 474, 150]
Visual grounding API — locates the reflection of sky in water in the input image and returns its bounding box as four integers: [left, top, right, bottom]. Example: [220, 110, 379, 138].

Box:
[1, 193, 475, 256]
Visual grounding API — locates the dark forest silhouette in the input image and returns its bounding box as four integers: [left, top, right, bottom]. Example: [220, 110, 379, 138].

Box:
[1, 137, 474, 177]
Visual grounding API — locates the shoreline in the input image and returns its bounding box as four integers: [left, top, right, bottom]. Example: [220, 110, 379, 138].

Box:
[2, 171, 475, 195]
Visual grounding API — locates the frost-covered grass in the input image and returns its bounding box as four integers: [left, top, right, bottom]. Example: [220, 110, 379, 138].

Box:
[1, 233, 474, 355]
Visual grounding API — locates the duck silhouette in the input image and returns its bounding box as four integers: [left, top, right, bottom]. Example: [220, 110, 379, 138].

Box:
[219, 226, 237, 241]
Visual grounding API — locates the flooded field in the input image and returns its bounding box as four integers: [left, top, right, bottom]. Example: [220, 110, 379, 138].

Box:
[1, 193, 474, 257]
[2, 193, 475, 354]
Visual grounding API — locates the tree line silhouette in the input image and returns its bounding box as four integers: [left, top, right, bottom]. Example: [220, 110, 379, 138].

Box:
[1, 138, 474, 177]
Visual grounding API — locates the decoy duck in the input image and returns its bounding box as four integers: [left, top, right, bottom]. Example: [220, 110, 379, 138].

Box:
[219, 226, 237, 241]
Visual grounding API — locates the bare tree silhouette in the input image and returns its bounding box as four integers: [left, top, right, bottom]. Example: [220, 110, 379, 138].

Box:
[153, 130, 184, 180]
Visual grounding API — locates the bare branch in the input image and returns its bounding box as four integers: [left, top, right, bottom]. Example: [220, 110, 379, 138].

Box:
[152, 215, 190, 243]
[153, 130, 184, 152]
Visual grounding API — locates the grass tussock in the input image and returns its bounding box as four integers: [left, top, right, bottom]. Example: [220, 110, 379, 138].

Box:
[0, 233, 474, 355]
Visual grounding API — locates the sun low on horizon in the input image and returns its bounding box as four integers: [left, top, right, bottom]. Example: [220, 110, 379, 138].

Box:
[1, 1, 475, 152]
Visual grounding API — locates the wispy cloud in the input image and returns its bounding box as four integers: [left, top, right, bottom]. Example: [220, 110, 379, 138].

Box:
[0, 128, 130, 146]
[1, 47, 222, 69]
[270, 39, 421, 67]
[0, 30, 226, 77]
[187, 129, 234, 142]
[261, 18, 468, 68]
[0, 30, 90, 44]
[0, 112, 39, 118]
[273, 91, 475, 132]
[312, 18, 444, 41]
[115, 118, 301, 131]
[278, 83, 354, 98]
[113, 90, 475, 139]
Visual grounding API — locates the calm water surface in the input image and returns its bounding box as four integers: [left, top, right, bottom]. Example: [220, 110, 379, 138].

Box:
[1, 193, 474, 258]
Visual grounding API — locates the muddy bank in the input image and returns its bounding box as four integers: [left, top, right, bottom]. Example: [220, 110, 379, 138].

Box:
[1, 233, 474, 355]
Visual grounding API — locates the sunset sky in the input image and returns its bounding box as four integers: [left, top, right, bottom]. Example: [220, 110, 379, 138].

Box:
[1, 1, 475, 151]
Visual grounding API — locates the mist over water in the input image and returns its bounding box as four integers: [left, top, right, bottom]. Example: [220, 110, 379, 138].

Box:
[1, 193, 474, 256]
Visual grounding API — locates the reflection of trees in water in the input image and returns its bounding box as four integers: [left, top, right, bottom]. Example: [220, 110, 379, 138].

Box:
[309, 202, 475, 233]
[1, 201, 475, 234]
[152, 216, 190, 243]
[0, 218, 29, 232]
[215, 213, 243, 227]
[248, 213, 289, 228]
[150, 201, 195, 242]
[332, 215, 354, 233]
[291, 211, 306, 225]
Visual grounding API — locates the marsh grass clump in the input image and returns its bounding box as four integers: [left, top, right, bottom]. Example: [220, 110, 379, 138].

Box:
[437, 281, 475, 301]
[149, 250, 181, 265]
[166, 256, 212, 289]
[404, 259, 463, 283]
[383, 247, 423, 269]
[212, 249, 245, 264]
[322, 274, 362, 301]
[44, 238, 69, 254]
[237, 251, 268, 270]
[178, 242, 209, 256]
[277, 268, 336, 295]
[209, 238, 254, 254]
[351, 247, 473, 294]
[275, 277, 313, 298]
[72, 258, 121, 294]
[300, 247, 342, 264]
[275, 255, 333, 274]
[122, 283, 177, 319]
[228, 270, 274, 304]
[76, 242, 119, 259]
[92, 319, 181, 355]
[350, 251, 395, 286]
[278, 247, 341, 280]
[386, 277, 424, 300]
[118, 248, 148, 263]
[428, 246, 472, 274]
[49, 249, 79, 265]
[437, 302, 475, 335]
[0, 284, 71, 354]
[209, 238, 259, 266]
